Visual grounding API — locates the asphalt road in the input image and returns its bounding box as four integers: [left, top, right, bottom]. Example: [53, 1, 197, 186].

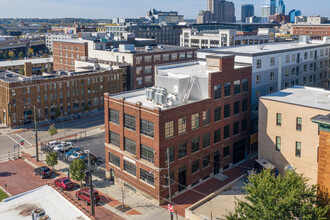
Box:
[0, 111, 105, 160]
[72, 132, 105, 161]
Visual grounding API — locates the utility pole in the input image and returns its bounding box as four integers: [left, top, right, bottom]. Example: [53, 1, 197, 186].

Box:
[167, 148, 173, 220]
[34, 106, 39, 162]
[88, 152, 95, 216]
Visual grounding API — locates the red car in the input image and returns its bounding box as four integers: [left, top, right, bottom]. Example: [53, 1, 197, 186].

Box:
[75, 188, 100, 206]
[54, 178, 74, 190]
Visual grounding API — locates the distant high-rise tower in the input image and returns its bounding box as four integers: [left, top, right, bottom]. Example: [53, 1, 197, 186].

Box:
[289, 9, 302, 23]
[277, 0, 285, 14]
[198, 0, 236, 23]
[261, 5, 271, 18]
[241, 4, 254, 23]
[270, 0, 276, 15]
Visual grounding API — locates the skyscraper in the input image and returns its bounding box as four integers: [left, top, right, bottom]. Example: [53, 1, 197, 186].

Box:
[241, 4, 254, 23]
[270, 0, 276, 15]
[261, 5, 271, 18]
[289, 9, 302, 23]
[198, 0, 235, 23]
[276, 0, 285, 14]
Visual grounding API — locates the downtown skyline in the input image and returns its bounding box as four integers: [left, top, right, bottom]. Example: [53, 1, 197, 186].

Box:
[0, 0, 328, 19]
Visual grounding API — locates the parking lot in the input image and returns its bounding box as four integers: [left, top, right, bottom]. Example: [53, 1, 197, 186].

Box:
[72, 133, 105, 161]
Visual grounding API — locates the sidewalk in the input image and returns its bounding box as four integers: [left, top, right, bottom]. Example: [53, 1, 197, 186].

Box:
[22, 147, 181, 220]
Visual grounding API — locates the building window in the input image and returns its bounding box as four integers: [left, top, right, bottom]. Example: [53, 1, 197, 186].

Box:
[276, 113, 282, 126]
[286, 55, 290, 63]
[270, 57, 275, 66]
[234, 101, 240, 115]
[224, 83, 231, 97]
[109, 109, 119, 124]
[178, 142, 187, 159]
[141, 144, 154, 163]
[296, 117, 302, 131]
[257, 59, 262, 68]
[276, 136, 281, 151]
[224, 125, 230, 139]
[242, 79, 248, 92]
[224, 104, 230, 118]
[233, 121, 239, 135]
[191, 113, 200, 130]
[178, 117, 187, 134]
[141, 120, 154, 138]
[109, 152, 120, 167]
[256, 75, 261, 84]
[295, 142, 301, 157]
[140, 169, 154, 185]
[270, 72, 274, 80]
[191, 160, 199, 174]
[256, 90, 260, 99]
[203, 133, 210, 148]
[214, 106, 221, 122]
[124, 160, 136, 176]
[214, 85, 221, 99]
[234, 80, 240, 94]
[214, 129, 221, 144]
[242, 119, 247, 131]
[165, 121, 174, 139]
[224, 146, 230, 158]
[202, 155, 210, 168]
[165, 147, 174, 163]
[124, 138, 136, 155]
[109, 131, 120, 147]
[203, 110, 210, 126]
[191, 137, 200, 153]
[242, 99, 248, 112]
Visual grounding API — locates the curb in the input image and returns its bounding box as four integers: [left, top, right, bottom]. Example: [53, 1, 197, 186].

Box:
[0, 185, 12, 197]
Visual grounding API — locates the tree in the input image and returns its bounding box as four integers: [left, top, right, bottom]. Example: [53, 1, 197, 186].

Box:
[19, 67, 24, 75]
[3, 51, 8, 59]
[18, 51, 24, 59]
[226, 170, 329, 220]
[48, 124, 58, 140]
[46, 152, 58, 171]
[27, 48, 34, 57]
[69, 159, 86, 185]
[54, 108, 61, 118]
[8, 51, 15, 59]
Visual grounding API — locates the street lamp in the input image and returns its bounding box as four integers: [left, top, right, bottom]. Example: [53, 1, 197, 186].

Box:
[149, 148, 173, 220]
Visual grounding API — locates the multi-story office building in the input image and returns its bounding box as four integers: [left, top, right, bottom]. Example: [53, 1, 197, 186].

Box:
[181, 28, 275, 49]
[270, 0, 276, 15]
[146, 9, 184, 24]
[276, 0, 285, 14]
[269, 13, 290, 23]
[52, 39, 89, 71]
[261, 5, 271, 19]
[198, 37, 330, 132]
[241, 4, 254, 23]
[293, 16, 330, 37]
[289, 10, 302, 23]
[104, 54, 251, 204]
[0, 67, 125, 127]
[105, 23, 183, 46]
[198, 0, 236, 24]
[259, 86, 330, 185]
[0, 58, 53, 74]
[45, 34, 76, 52]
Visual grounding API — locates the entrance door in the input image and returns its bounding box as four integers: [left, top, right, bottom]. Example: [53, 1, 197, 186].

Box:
[178, 166, 186, 191]
[213, 150, 220, 174]
[233, 139, 246, 164]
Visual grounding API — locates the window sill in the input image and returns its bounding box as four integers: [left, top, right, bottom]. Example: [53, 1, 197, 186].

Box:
[123, 171, 137, 179]
[191, 170, 200, 175]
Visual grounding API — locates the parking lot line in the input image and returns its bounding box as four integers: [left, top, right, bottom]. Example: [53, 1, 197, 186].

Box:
[6, 135, 19, 144]
[16, 134, 32, 146]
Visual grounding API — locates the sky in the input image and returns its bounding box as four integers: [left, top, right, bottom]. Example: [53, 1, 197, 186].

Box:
[0, 0, 328, 19]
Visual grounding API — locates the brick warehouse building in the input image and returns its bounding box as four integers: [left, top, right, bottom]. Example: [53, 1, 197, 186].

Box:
[0, 67, 125, 127]
[52, 39, 88, 71]
[104, 54, 251, 204]
[293, 25, 330, 38]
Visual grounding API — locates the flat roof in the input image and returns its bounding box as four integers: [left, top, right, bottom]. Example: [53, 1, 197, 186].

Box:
[261, 86, 330, 111]
[0, 185, 89, 220]
[200, 41, 330, 56]
[53, 39, 89, 44]
[0, 58, 53, 68]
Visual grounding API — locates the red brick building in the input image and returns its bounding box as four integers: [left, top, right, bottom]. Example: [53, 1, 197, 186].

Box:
[293, 25, 330, 37]
[104, 55, 252, 204]
[53, 40, 88, 71]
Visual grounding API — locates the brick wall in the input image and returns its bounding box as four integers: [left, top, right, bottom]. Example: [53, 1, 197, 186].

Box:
[318, 130, 330, 195]
[293, 25, 330, 37]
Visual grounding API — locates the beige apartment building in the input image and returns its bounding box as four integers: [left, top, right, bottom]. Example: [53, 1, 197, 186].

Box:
[258, 86, 330, 184]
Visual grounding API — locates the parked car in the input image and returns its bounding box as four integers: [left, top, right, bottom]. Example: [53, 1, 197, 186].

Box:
[65, 148, 83, 159]
[75, 188, 100, 205]
[49, 141, 66, 149]
[68, 151, 87, 161]
[54, 142, 73, 152]
[48, 141, 61, 148]
[54, 177, 74, 190]
[34, 166, 52, 179]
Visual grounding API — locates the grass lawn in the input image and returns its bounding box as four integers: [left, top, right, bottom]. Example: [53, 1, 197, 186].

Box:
[0, 189, 8, 201]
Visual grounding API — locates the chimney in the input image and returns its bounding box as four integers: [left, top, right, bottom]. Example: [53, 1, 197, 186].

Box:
[206, 54, 235, 72]
[24, 62, 32, 77]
